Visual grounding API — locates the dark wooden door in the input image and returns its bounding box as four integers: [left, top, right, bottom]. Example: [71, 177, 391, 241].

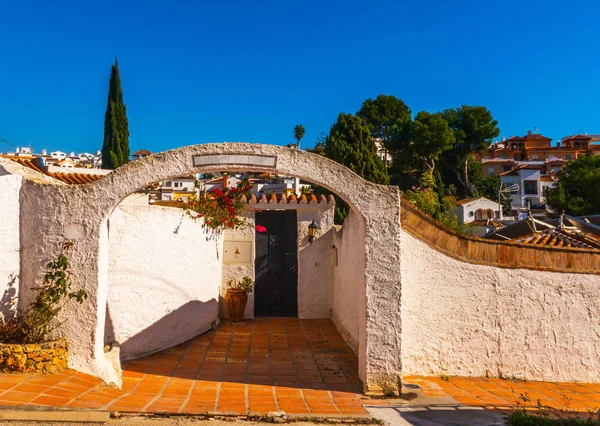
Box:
[254, 210, 298, 316]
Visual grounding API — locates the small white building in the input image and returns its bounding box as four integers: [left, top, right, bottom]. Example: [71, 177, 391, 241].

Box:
[500, 166, 557, 210]
[453, 197, 502, 224]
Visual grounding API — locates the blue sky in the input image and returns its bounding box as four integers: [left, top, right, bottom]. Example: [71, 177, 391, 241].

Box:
[1, 0, 600, 155]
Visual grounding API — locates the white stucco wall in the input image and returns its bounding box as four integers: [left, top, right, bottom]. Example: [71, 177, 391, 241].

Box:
[0, 174, 22, 320]
[222, 213, 256, 319]
[221, 203, 335, 319]
[297, 206, 334, 319]
[106, 204, 222, 360]
[401, 229, 600, 382]
[4, 145, 403, 392]
[331, 209, 366, 354]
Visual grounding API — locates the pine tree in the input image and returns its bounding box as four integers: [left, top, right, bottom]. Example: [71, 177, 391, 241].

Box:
[102, 59, 130, 169]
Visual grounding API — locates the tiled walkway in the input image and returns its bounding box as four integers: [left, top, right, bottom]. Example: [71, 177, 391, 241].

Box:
[2, 320, 600, 419]
[389, 376, 600, 412]
[0, 318, 368, 418]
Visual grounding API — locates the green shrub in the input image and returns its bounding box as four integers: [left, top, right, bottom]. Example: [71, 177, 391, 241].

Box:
[0, 242, 87, 344]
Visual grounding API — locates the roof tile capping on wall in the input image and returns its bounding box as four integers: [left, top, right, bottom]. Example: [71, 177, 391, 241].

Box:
[400, 199, 600, 275]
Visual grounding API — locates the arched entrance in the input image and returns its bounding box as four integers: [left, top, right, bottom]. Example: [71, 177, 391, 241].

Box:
[16, 143, 402, 393]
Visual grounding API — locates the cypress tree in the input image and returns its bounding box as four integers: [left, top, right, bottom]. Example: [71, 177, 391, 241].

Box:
[321, 113, 390, 223]
[101, 59, 130, 169]
[325, 113, 389, 185]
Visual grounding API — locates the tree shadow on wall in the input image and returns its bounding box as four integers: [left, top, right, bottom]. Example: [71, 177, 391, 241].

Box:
[0, 274, 17, 318]
[107, 299, 218, 361]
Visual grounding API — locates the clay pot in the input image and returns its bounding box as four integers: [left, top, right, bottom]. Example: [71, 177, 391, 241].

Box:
[225, 289, 248, 323]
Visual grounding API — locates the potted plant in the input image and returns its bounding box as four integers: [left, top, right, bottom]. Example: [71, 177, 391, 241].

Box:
[224, 276, 253, 323]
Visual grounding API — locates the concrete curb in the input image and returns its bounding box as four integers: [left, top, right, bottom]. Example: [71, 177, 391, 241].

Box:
[0, 409, 110, 423]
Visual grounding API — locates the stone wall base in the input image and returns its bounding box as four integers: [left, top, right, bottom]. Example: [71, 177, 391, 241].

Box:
[0, 339, 68, 373]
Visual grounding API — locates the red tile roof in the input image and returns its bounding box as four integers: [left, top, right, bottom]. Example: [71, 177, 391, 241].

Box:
[3, 156, 105, 185]
[562, 134, 592, 142]
[151, 193, 335, 207]
[516, 229, 600, 249]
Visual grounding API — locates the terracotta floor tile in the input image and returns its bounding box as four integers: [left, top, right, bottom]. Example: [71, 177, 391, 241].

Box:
[339, 407, 368, 415]
[0, 391, 39, 404]
[303, 389, 331, 398]
[162, 385, 193, 396]
[42, 387, 84, 399]
[279, 406, 311, 414]
[9, 383, 52, 394]
[134, 379, 167, 394]
[454, 396, 485, 405]
[180, 402, 211, 413]
[29, 394, 72, 407]
[216, 403, 247, 413]
[50, 380, 92, 393]
[14, 320, 600, 417]
[275, 388, 303, 397]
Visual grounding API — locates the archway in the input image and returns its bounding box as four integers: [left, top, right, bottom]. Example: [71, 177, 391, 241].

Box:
[16, 143, 401, 393]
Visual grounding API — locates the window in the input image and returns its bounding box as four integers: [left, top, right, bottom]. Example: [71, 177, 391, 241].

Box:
[486, 209, 494, 219]
[565, 154, 572, 160]
[531, 155, 538, 160]
[164, 181, 172, 187]
[502, 155, 508, 159]
[524, 180, 538, 195]
[475, 209, 484, 220]
[163, 194, 172, 200]
[503, 166, 512, 172]
[488, 168, 495, 176]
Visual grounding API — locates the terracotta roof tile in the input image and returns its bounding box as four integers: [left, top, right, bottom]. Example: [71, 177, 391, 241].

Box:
[516, 229, 600, 249]
[3, 156, 105, 185]
[151, 192, 334, 208]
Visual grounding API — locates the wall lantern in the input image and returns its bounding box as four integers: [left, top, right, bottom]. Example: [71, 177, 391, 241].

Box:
[308, 220, 319, 243]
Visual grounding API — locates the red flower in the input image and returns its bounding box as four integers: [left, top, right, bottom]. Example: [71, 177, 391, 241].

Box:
[228, 221, 234, 227]
[255, 225, 267, 233]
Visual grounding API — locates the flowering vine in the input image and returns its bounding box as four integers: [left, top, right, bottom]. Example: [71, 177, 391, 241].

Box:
[183, 178, 267, 232]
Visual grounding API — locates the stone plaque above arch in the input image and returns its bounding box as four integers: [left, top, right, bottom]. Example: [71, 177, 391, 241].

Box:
[192, 153, 277, 168]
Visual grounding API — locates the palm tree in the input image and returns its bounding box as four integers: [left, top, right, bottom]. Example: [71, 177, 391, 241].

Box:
[293, 124, 305, 149]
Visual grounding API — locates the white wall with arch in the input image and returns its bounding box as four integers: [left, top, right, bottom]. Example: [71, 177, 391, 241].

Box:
[0, 144, 402, 392]
[105, 204, 222, 360]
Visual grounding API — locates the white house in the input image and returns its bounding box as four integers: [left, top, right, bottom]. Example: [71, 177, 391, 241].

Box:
[499, 166, 557, 211]
[453, 197, 502, 224]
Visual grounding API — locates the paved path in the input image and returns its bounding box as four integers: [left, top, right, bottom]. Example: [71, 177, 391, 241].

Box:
[0, 319, 368, 419]
[1, 319, 599, 423]
[402, 376, 600, 411]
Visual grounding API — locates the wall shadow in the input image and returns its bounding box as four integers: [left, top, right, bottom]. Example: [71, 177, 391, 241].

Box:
[116, 299, 218, 361]
[365, 405, 507, 425]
